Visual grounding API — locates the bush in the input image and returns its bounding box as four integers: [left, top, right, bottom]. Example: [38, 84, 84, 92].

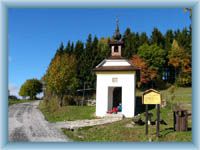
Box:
[176, 73, 192, 87]
[9, 95, 18, 100]
[63, 95, 76, 105]
[154, 79, 171, 90]
[41, 98, 60, 113]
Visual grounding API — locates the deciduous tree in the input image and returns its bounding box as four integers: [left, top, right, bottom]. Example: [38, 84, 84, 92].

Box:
[44, 52, 78, 106]
[19, 79, 42, 100]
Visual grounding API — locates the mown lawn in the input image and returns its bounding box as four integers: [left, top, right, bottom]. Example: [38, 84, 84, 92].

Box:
[8, 99, 33, 106]
[62, 106, 192, 142]
[136, 87, 192, 103]
[39, 87, 192, 141]
[62, 87, 192, 142]
[39, 101, 96, 122]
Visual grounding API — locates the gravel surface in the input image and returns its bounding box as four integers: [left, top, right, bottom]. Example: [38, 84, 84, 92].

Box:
[9, 101, 70, 142]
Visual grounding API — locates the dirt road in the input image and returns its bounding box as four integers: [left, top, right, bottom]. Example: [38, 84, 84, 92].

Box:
[9, 101, 70, 142]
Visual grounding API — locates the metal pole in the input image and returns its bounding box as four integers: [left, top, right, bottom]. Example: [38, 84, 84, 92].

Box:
[145, 104, 148, 135]
[156, 104, 160, 137]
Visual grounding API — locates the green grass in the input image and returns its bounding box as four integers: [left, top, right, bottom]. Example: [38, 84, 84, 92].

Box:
[39, 101, 96, 122]
[39, 87, 191, 141]
[62, 87, 192, 142]
[62, 106, 192, 142]
[161, 87, 192, 103]
[136, 87, 192, 104]
[8, 99, 33, 106]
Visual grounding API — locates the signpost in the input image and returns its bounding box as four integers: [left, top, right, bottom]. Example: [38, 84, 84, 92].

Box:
[142, 89, 161, 137]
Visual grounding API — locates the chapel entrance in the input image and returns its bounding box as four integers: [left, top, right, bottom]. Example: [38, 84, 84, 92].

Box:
[113, 87, 122, 108]
[107, 87, 122, 113]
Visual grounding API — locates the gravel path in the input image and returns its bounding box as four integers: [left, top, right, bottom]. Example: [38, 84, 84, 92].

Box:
[51, 117, 122, 130]
[9, 101, 70, 142]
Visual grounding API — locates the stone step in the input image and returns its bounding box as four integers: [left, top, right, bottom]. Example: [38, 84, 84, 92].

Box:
[104, 113, 124, 119]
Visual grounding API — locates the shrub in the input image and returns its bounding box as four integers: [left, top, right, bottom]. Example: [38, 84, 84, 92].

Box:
[176, 73, 192, 87]
[41, 98, 60, 113]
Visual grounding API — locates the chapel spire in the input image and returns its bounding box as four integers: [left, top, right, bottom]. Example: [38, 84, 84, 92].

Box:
[113, 18, 122, 41]
[110, 18, 124, 58]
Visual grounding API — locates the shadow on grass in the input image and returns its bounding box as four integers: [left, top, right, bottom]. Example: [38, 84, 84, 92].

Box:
[159, 127, 192, 137]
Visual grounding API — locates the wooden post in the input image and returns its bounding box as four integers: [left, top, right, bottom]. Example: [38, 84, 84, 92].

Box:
[156, 104, 160, 137]
[145, 104, 148, 135]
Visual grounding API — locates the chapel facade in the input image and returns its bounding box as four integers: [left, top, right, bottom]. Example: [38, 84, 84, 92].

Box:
[94, 20, 138, 117]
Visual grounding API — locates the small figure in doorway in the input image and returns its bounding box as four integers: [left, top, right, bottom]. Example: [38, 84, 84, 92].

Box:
[117, 103, 122, 112]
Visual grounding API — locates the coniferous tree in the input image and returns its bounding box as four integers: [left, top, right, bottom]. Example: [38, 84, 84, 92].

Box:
[57, 42, 64, 54]
[80, 34, 95, 89]
[64, 41, 72, 54]
[163, 30, 174, 82]
[175, 28, 191, 55]
[71, 42, 74, 53]
[74, 40, 84, 89]
[139, 32, 149, 45]
[123, 28, 137, 58]
[43, 24, 192, 107]
[150, 28, 164, 48]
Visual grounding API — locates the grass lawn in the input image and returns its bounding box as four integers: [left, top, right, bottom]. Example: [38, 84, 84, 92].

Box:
[62, 106, 192, 142]
[39, 87, 192, 141]
[39, 101, 96, 122]
[136, 87, 192, 103]
[62, 87, 192, 142]
[8, 99, 33, 106]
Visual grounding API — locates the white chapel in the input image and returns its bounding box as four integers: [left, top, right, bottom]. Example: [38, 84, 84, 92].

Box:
[94, 20, 138, 118]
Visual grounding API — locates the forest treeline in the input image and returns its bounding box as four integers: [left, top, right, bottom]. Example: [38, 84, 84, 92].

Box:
[42, 27, 191, 106]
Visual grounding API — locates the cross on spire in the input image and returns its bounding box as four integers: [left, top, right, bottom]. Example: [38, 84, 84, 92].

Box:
[113, 17, 121, 41]
[116, 17, 119, 32]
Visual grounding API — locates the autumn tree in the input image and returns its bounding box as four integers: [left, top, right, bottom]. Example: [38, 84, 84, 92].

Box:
[44, 52, 78, 107]
[137, 43, 166, 88]
[168, 39, 191, 86]
[168, 40, 185, 79]
[19, 79, 42, 100]
[131, 55, 150, 87]
[174, 28, 191, 55]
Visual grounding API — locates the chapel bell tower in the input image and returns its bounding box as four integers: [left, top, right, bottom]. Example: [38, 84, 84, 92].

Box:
[94, 18, 137, 118]
[109, 19, 124, 58]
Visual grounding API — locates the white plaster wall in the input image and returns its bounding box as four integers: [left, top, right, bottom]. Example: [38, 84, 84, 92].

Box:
[96, 72, 136, 117]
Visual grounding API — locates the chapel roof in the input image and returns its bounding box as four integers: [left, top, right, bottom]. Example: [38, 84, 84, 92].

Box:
[93, 59, 138, 72]
[93, 66, 138, 72]
[93, 19, 138, 72]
